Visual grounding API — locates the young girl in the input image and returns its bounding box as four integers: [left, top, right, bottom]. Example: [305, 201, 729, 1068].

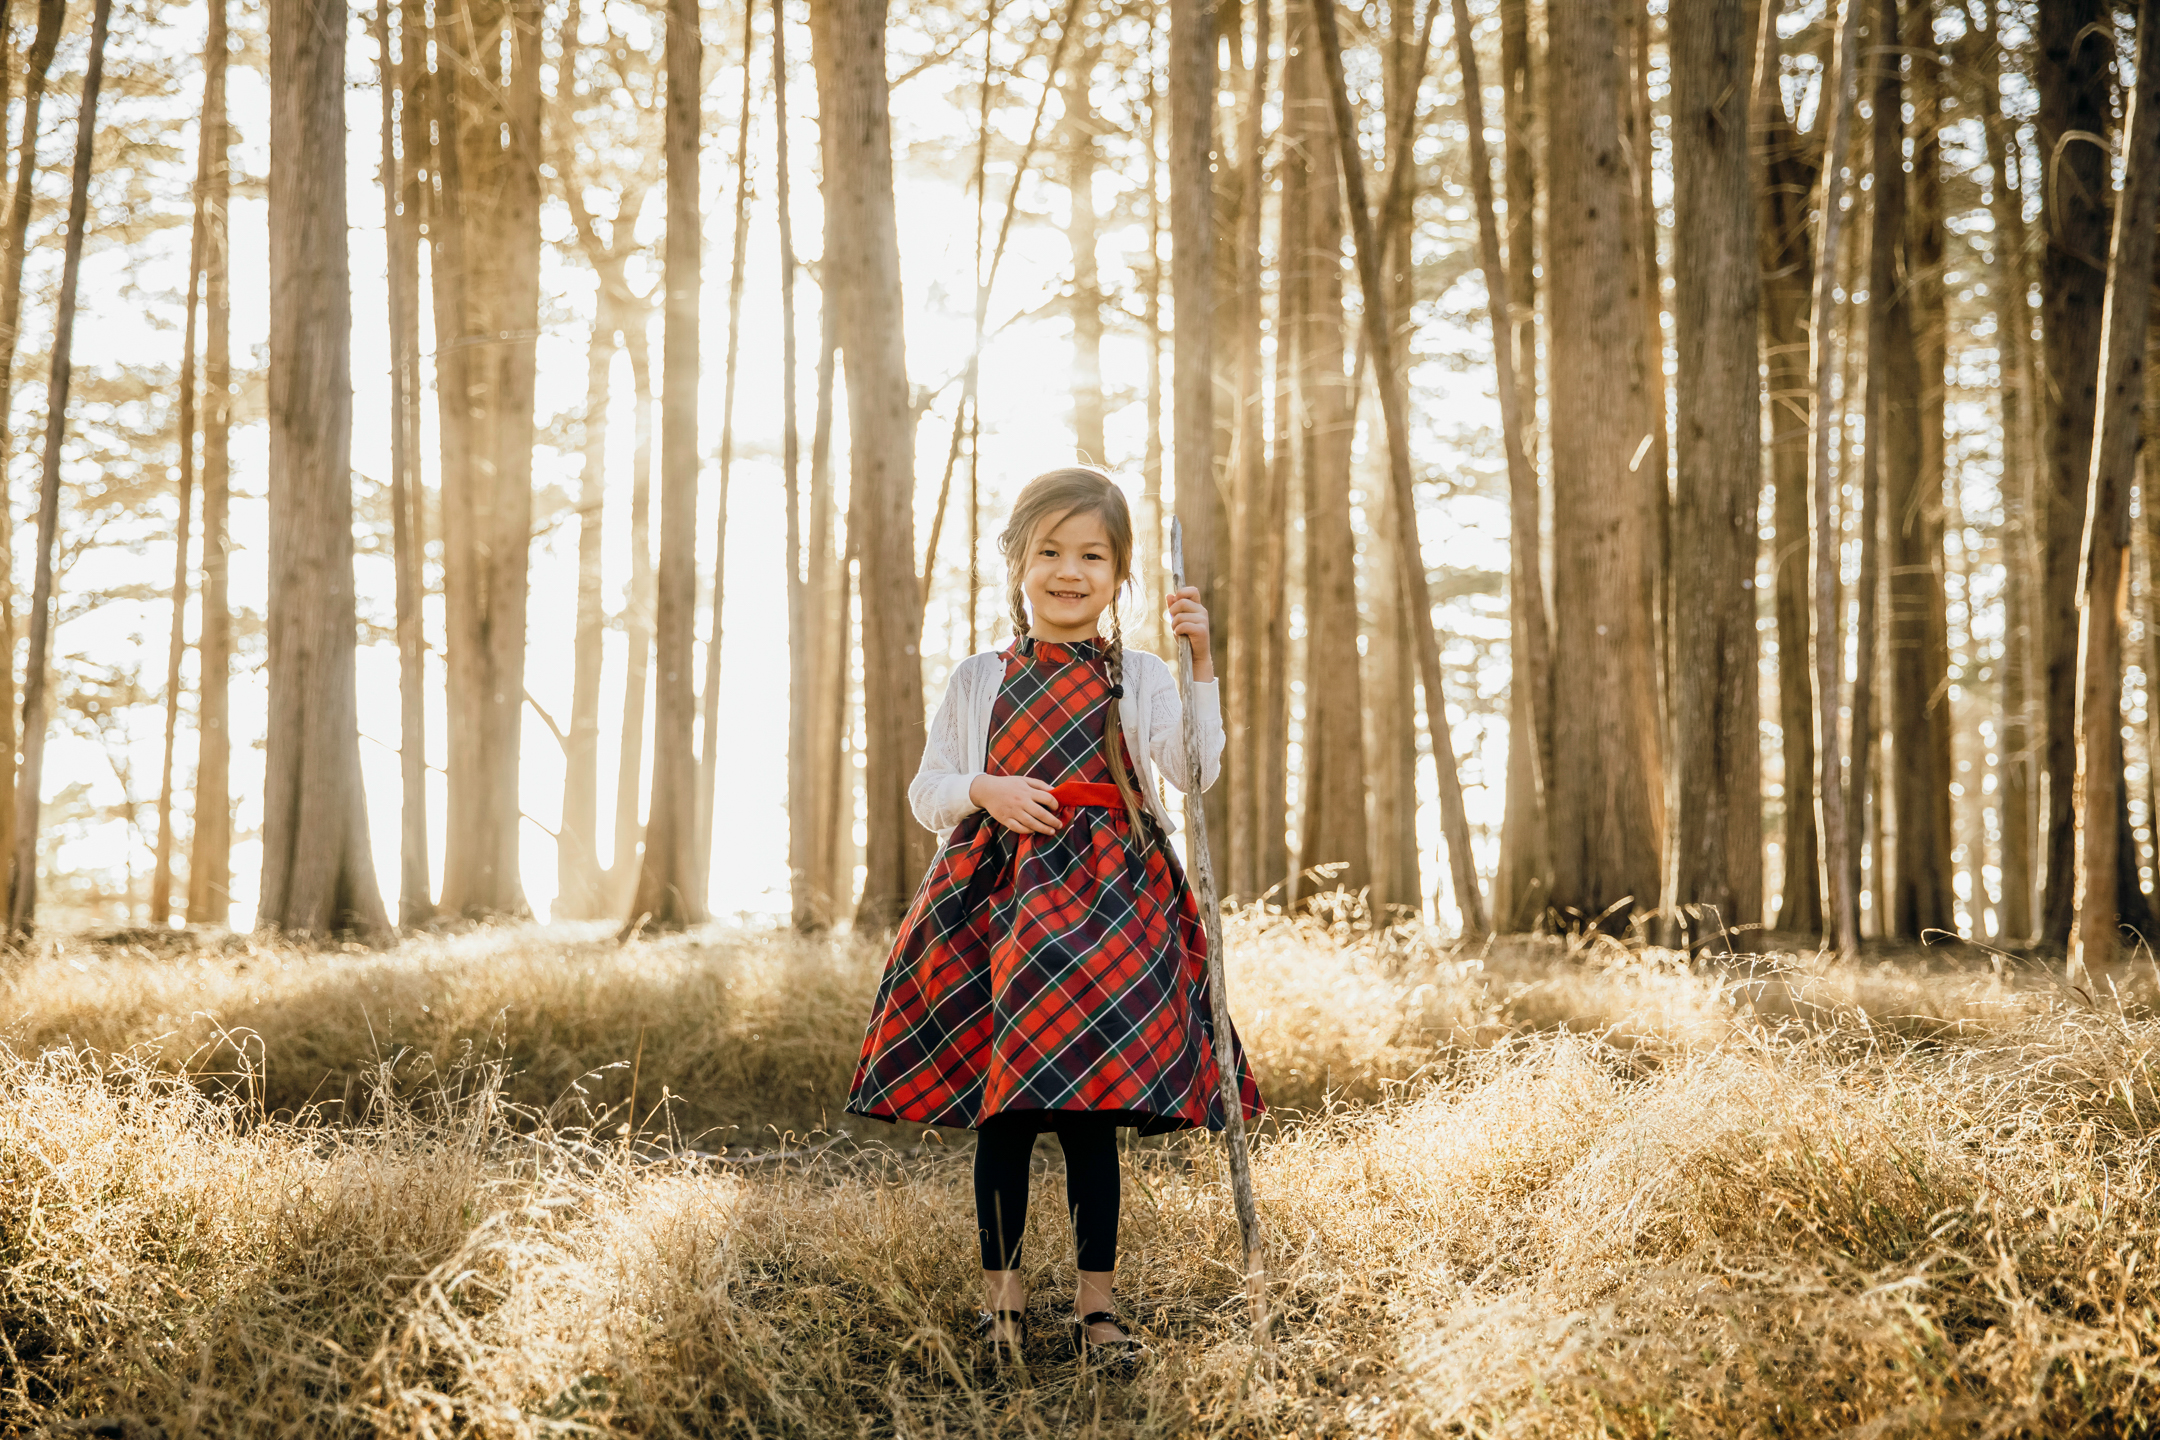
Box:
[844, 466, 1266, 1374]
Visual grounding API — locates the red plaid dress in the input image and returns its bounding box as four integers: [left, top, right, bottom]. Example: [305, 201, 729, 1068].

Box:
[844, 635, 1265, 1136]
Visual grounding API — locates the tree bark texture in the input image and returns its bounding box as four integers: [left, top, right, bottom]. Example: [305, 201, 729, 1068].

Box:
[1664, 0, 1763, 939]
[187, 0, 233, 925]
[1285, 0, 1369, 903]
[435, 0, 545, 918]
[1227, 0, 1271, 905]
[1885, 0, 1953, 938]
[625, 0, 708, 932]
[13, 0, 113, 931]
[1169, 0, 1218, 883]
[2036, 0, 2112, 947]
[1542, 0, 1666, 930]
[383, 0, 433, 926]
[2069, 0, 2160, 972]
[1493, 0, 1552, 932]
[1756, 0, 1823, 935]
[814, 0, 931, 931]
[258, 0, 389, 939]
[1978, 0, 2036, 941]
[0, 0, 65, 921]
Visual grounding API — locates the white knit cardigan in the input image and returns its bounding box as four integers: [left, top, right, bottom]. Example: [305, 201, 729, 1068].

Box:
[909, 642, 1225, 846]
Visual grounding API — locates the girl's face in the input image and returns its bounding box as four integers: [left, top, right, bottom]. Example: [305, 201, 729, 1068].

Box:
[1022, 507, 1122, 642]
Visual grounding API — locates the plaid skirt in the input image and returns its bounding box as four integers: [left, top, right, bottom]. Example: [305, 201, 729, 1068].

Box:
[843, 804, 1266, 1136]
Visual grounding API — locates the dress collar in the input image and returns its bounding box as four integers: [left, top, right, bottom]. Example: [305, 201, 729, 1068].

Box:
[1023, 634, 1103, 666]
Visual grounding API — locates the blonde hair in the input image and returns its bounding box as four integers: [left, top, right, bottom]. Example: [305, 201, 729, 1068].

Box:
[997, 467, 1151, 849]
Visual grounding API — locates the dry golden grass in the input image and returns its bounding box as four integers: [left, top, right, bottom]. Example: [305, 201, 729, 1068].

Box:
[3, 911, 2159, 1435]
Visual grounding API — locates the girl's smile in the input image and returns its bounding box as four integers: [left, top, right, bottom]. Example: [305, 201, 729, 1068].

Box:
[1022, 508, 1119, 641]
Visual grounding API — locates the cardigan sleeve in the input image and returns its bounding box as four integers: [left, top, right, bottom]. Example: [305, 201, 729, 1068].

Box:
[909, 656, 988, 834]
[1141, 651, 1223, 794]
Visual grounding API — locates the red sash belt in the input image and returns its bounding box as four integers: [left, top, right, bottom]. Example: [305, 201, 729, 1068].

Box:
[1051, 781, 1125, 810]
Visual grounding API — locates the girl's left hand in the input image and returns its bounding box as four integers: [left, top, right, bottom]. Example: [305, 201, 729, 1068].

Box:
[1167, 586, 1213, 681]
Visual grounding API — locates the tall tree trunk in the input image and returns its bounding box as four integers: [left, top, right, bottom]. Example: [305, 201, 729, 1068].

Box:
[1228, 0, 1271, 904]
[436, 0, 544, 919]
[697, 0, 756, 898]
[1168, 0, 1218, 882]
[779, 0, 814, 931]
[152, 60, 213, 926]
[1849, 0, 1895, 930]
[1665, 0, 1763, 942]
[1064, 11, 1107, 465]
[2069, 0, 2160, 973]
[2037, 0, 2113, 948]
[1362, 0, 1422, 917]
[14, 0, 114, 931]
[605, 307, 656, 907]
[814, 0, 928, 931]
[187, 0, 233, 926]
[381, 0, 433, 926]
[1286, 0, 1369, 902]
[0, 0, 65, 921]
[1540, 0, 1665, 930]
[1314, 0, 1485, 934]
[561, 291, 615, 919]
[1624, 0, 1673, 758]
[1257, 22, 1298, 903]
[258, 0, 389, 939]
[1881, 0, 1952, 938]
[1493, 0, 1552, 932]
[1979, 0, 2036, 942]
[1806, 0, 1864, 954]
[626, 0, 708, 931]
[1141, 16, 1167, 655]
[804, 298, 845, 923]
[1756, 0, 1824, 935]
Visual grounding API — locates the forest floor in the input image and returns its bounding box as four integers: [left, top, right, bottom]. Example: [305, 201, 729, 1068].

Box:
[1, 909, 2157, 1437]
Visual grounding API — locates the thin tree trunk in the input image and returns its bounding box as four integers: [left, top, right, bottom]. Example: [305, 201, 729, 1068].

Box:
[1625, 0, 1672, 751]
[2070, 0, 2160, 974]
[1979, 0, 2036, 942]
[606, 308, 657, 906]
[1315, 0, 1487, 934]
[151, 67, 213, 926]
[12, 0, 112, 933]
[1168, 0, 1220, 886]
[1493, 0, 1551, 932]
[0, 0, 65, 917]
[2037, 0, 2113, 948]
[1258, 21, 1298, 903]
[1141, 11, 1167, 654]
[814, 0, 928, 931]
[187, 0, 233, 926]
[1065, 11, 1106, 465]
[391, 0, 432, 925]
[697, 0, 757, 898]
[1756, 0, 1824, 936]
[625, 0, 707, 932]
[1227, 0, 1270, 904]
[1286, 0, 1369, 903]
[1806, 0, 1864, 955]
[804, 298, 843, 922]
[778, 0, 813, 931]
[1883, 0, 1952, 938]
[1665, 0, 1763, 943]
[561, 291, 615, 919]
[258, 0, 389, 939]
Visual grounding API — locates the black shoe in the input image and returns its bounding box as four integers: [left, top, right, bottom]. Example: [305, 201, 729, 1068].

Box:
[974, 1307, 1028, 1370]
[1069, 1309, 1148, 1375]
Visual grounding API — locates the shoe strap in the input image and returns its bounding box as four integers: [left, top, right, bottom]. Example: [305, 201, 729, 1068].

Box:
[1079, 1310, 1117, 1326]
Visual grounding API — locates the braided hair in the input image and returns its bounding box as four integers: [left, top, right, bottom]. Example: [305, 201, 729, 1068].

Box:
[997, 467, 1153, 851]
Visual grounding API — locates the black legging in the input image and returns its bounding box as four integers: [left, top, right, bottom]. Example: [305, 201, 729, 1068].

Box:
[973, 1109, 1121, 1271]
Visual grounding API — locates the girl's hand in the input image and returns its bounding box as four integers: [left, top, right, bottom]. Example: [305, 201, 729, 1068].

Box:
[1167, 586, 1214, 680]
[970, 774, 1065, 835]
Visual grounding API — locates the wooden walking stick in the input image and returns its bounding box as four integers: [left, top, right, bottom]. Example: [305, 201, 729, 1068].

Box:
[1169, 517, 1269, 1341]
